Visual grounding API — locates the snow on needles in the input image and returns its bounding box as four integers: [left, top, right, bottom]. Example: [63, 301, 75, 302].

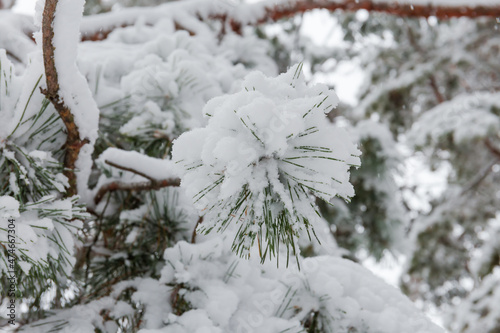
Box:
[172, 64, 360, 262]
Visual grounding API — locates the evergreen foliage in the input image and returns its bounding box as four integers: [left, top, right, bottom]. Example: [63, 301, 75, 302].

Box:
[0, 0, 499, 332]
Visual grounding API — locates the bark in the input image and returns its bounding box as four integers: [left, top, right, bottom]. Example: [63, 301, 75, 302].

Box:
[93, 178, 181, 204]
[41, 0, 88, 197]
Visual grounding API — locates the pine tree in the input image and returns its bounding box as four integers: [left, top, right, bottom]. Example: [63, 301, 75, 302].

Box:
[1, 0, 499, 332]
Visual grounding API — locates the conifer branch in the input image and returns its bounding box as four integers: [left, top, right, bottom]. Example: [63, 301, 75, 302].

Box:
[41, 0, 88, 197]
[81, 0, 500, 41]
[104, 159, 157, 182]
[246, 0, 500, 23]
[406, 26, 445, 104]
[485, 138, 500, 159]
[0, 0, 14, 9]
[191, 216, 203, 244]
[94, 178, 180, 205]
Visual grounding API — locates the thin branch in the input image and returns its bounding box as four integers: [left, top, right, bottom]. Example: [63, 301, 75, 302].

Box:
[0, 0, 15, 9]
[460, 158, 498, 196]
[104, 159, 157, 182]
[459, 138, 500, 195]
[249, 0, 500, 22]
[41, 0, 88, 197]
[94, 178, 180, 205]
[406, 25, 445, 104]
[191, 216, 203, 244]
[485, 138, 500, 159]
[428, 75, 445, 104]
[80, 0, 500, 41]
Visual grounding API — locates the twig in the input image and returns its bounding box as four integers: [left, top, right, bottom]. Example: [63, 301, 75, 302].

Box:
[459, 138, 500, 195]
[105, 159, 157, 182]
[191, 216, 203, 244]
[406, 25, 445, 104]
[247, 0, 500, 22]
[485, 138, 500, 159]
[460, 158, 498, 196]
[428, 75, 445, 104]
[41, 0, 88, 197]
[0, 0, 14, 9]
[80, 0, 500, 41]
[94, 178, 180, 204]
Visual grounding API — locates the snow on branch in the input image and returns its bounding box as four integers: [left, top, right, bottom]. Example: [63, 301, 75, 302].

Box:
[93, 178, 181, 205]
[80, 0, 500, 41]
[172, 64, 360, 262]
[41, 0, 99, 198]
[485, 138, 500, 159]
[93, 148, 181, 204]
[235, 0, 500, 24]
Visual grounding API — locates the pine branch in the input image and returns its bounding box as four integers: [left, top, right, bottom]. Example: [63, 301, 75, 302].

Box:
[0, 0, 15, 9]
[81, 0, 500, 41]
[246, 0, 500, 23]
[104, 159, 157, 182]
[459, 138, 500, 195]
[485, 138, 500, 159]
[191, 216, 203, 244]
[41, 0, 88, 197]
[94, 178, 180, 204]
[406, 26, 445, 104]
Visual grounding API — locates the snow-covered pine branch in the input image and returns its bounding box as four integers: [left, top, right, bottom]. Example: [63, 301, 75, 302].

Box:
[173, 64, 360, 263]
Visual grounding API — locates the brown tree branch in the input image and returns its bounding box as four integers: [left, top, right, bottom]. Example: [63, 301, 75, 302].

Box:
[94, 178, 180, 205]
[80, 0, 500, 42]
[428, 75, 445, 104]
[41, 0, 88, 197]
[0, 0, 15, 9]
[104, 159, 157, 182]
[459, 138, 500, 195]
[191, 216, 203, 244]
[248, 0, 500, 24]
[485, 138, 500, 159]
[406, 26, 446, 104]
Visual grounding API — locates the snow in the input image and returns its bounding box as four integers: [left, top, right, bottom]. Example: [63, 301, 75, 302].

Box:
[97, 147, 179, 181]
[76, 0, 500, 40]
[0, 196, 20, 218]
[173, 64, 360, 260]
[152, 235, 444, 333]
[36, 0, 100, 143]
[374, 0, 500, 5]
[409, 92, 500, 146]
[449, 268, 500, 333]
[22, 297, 134, 333]
[0, 46, 83, 276]
[3, 0, 488, 331]
[0, 12, 36, 66]
[33, 0, 101, 200]
[0, 50, 22, 138]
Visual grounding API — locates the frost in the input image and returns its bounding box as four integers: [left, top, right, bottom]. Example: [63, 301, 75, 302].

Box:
[173, 64, 360, 261]
[97, 147, 179, 181]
